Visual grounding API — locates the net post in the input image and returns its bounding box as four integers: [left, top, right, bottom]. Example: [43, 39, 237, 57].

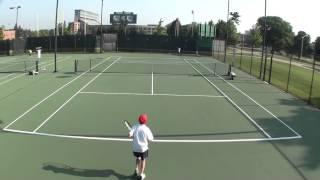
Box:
[228, 64, 231, 76]
[214, 63, 217, 76]
[90, 59, 92, 72]
[24, 61, 27, 73]
[74, 59, 77, 73]
[36, 61, 39, 72]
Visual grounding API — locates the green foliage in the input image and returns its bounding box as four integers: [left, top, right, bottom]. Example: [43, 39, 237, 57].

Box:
[291, 31, 312, 57]
[230, 12, 241, 25]
[154, 19, 167, 36]
[315, 37, 320, 60]
[166, 18, 182, 37]
[246, 25, 262, 47]
[257, 16, 294, 53]
[215, 20, 238, 45]
[0, 28, 3, 40]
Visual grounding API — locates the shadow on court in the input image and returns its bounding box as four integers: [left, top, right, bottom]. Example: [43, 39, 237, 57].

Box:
[42, 163, 136, 180]
[253, 97, 320, 180]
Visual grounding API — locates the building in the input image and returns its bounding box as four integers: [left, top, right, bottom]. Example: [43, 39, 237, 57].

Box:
[88, 24, 161, 35]
[127, 24, 158, 35]
[3, 30, 16, 40]
[74, 9, 99, 34]
[75, 9, 99, 25]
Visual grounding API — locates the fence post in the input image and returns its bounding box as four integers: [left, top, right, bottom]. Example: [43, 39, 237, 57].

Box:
[262, 46, 268, 81]
[240, 42, 243, 69]
[250, 46, 254, 74]
[308, 55, 317, 104]
[268, 52, 274, 84]
[286, 55, 293, 92]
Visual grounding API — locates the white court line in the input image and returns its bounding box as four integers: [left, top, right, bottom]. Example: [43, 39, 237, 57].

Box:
[3, 57, 112, 130]
[113, 56, 182, 60]
[3, 128, 302, 143]
[0, 57, 69, 87]
[184, 59, 272, 138]
[151, 71, 154, 95]
[32, 57, 121, 132]
[0, 73, 14, 80]
[195, 59, 302, 138]
[79, 92, 225, 98]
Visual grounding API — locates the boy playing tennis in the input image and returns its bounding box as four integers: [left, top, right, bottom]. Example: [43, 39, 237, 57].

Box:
[129, 114, 154, 180]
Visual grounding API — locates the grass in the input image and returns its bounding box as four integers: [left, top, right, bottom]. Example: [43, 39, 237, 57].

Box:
[214, 53, 320, 108]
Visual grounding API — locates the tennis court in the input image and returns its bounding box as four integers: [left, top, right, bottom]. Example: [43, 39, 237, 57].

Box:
[0, 53, 320, 180]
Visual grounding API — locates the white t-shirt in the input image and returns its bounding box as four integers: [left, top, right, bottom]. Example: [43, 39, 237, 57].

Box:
[130, 124, 154, 153]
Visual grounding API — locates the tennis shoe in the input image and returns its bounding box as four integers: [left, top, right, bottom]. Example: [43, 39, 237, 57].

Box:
[139, 173, 146, 180]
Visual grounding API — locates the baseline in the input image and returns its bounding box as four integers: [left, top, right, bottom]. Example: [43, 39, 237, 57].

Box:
[3, 128, 301, 143]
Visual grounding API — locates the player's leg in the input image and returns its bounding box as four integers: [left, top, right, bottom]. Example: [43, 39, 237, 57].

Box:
[135, 158, 140, 175]
[139, 151, 148, 179]
[133, 152, 141, 176]
[140, 159, 146, 175]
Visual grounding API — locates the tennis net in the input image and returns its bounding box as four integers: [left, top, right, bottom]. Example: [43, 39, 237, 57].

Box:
[0, 61, 38, 73]
[74, 59, 231, 77]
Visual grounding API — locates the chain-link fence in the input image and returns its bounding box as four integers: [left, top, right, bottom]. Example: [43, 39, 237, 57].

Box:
[213, 45, 320, 108]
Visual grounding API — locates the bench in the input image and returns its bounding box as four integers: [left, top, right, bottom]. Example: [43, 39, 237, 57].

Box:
[230, 71, 236, 80]
[28, 70, 39, 75]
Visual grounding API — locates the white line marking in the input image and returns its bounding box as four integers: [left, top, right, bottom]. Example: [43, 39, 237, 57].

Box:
[3, 128, 302, 143]
[79, 92, 225, 98]
[3, 57, 112, 130]
[0, 74, 22, 86]
[151, 71, 154, 95]
[184, 59, 272, 138]
[33, 57, 121, 132]
[195, 59, 302, 138]
[0, 74, 14, 80]
[0, 57, 69, 87]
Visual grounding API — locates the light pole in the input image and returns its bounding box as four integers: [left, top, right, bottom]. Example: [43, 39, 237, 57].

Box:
[300, 35, 308, 60]
[191, 10, 195, 37]
[10, 6, 21, 30]
[224, 0, 230, 63]
[10, 5, 21, 39]
[54, 0, 59, 72]
[100, 0, 104, 53]
[259, 0, 267, 79]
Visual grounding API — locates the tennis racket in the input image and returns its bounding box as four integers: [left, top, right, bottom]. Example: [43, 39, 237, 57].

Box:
[123, 120, 132, 131]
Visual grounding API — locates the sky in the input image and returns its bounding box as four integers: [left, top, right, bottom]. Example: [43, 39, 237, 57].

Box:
[0, 0, 319, 41]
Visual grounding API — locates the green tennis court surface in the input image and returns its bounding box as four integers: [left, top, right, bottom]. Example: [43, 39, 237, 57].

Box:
[0, 53, 319, 180]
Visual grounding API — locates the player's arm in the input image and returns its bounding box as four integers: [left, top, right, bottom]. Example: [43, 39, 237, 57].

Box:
[147, 128, 154, 141]
[129, 125, 135, 138]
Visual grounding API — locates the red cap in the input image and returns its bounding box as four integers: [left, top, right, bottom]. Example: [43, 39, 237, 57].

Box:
[138, 114, 148, 124]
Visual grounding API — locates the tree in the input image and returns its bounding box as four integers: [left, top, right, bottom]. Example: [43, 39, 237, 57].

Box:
[154, 18, 167, 36]
[257, 16, 294, 53]
[0, 28, 3, 40]
[166, 18, 181, 37]
[215, 20, 238, 44]
[292, 31, 312, 58]
[247, 25, 262, 48]
[257, 16, 294, 82]
[315, 37, 320, 61]
[230, 12, 240, 25]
